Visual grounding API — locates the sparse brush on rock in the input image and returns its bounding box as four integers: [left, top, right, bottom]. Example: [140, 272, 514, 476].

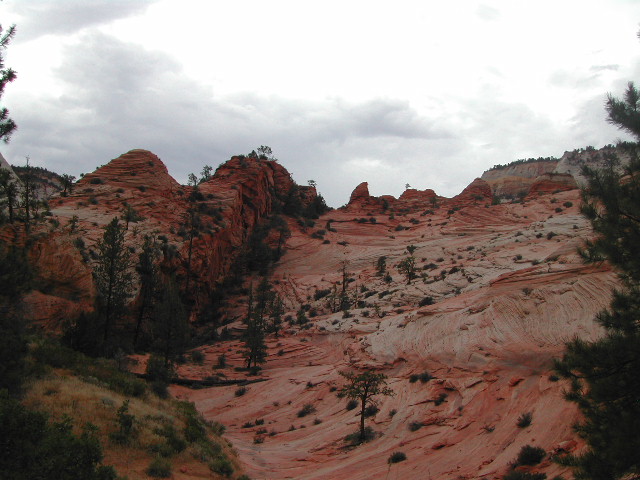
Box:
[516, 412, 533, 428]
[514, 445, 546, 466]
[388, 451, 407, 464]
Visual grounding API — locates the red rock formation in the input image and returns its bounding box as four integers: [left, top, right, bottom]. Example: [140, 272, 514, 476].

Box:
[447, 177, 493, 207]
[481, 160, 558, 197]
[528, 172, 578, 197]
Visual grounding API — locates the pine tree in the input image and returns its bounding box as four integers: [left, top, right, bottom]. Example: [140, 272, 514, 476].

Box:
[133, 235, 160, 349]
[0, 169, 18, 223]
[554, 80, 640, 479]
[93, 217, 132, 345]
[339, 370, 394, 443]
[243, 286, 267, 370]
[0, 24, 16, 143]
[152, 276, 189, 368]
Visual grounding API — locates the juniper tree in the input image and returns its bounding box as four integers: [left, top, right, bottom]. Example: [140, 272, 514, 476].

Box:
[243, 286, 267, 370]
[339, 370, 394, 443]
[0, 24, 16, 142]
[0, 169, 18, 223]
[554, 80, 640, 479]
[133, 235, 160, 349]
[152, 276, 189, 368]
[94, 217, 132, 345]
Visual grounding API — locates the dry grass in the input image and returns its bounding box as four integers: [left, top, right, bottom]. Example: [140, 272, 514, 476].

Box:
[22, 373, 240, 479]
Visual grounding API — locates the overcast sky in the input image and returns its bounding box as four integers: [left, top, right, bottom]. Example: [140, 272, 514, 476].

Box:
[1, 1, 639, 206]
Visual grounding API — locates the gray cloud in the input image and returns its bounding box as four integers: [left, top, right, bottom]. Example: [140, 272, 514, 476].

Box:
[3, 32, 456, 206]
[4, 28, 636, 207]
[8, 0, 157, 42]
[475, 4, 501, 21]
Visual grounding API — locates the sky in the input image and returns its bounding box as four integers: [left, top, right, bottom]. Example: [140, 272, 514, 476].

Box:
[1, 1, 639, 207]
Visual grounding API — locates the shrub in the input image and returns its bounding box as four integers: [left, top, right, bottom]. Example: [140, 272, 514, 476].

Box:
[297, 403, 316, 417]
[388, 451, 407, 464]
[563, 201, 573, 208]
[146, 456, 172, 478]
[209, 456, 234, 477]
[235, 386, 247, 397]
[89, 177, 103, 184]
[434, 393, 448, 406]
[503, 472, 547, 480]
[418, 371, 432, 383]
[418, 296, 434, 307]
[408, 421, 423, 432]
[364, 404, 379, 417]
[109, 400, 136, 445]
[190, 350, 205, 364]
[515, 445, 546, 466]
[516, 411, 533, 428]
[546, 231, 557, 240]
[345, 399, 358, 411]
[344, 426, 375, 445]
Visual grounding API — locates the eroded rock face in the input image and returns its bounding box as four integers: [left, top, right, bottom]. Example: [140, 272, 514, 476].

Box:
[175, 186, 608, 480]
[528, 172, 578, 197]
[28, 149, 310, 321]
[481, 160, 558, 198]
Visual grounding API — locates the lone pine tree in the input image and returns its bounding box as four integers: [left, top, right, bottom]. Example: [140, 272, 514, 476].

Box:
[555, 80, 640, 479]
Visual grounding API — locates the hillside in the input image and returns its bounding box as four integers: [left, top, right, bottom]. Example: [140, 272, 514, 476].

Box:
[0, 144, 625, 479]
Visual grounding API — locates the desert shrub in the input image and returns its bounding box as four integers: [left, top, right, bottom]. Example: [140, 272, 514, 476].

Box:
[503, 472, 547, 480]
[434, 393, 447, 406]
[235, 386, 247, 397]
[109, 400, 136, 445]
[364, 404, 379, 417]
[418, 371, 432, 383]
[314, 288, 331, 300]
[408, 421, 423, 432]
[515, 445, 546, 466]
[154, 424, 186, 454]
[388, 451, 407, 464]
[546, 231, 557, 240]
[344, 426, 375, 445]
[89, 177, 103, 184]
[418, 296, 434, 307]
[190, 350, 205, 364]
[346, 399, 358, 411]
[209, 456, 234, 477]
[516, 411, 533, 428]
[147, 456, 171, 478]
[563, 201, 573, 208]
[297, 403, 316, 417]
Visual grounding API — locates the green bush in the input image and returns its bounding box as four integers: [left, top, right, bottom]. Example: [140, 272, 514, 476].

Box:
[516, 412, 533, 428]
[209, 456, 234, 477]
[346, 399, 358, 411]
[109, 400, 136, 445]
[146, 456, 172, 478]
[297, 403, 316, 417]
[0, 391, 117, 479]
[408, 421, 423, 432]
[515, 445, 545, 466]
[388, 451, 407, 464]
[503, 472, 546, 480]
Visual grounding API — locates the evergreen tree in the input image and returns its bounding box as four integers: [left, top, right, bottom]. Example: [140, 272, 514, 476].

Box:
[133, 235, 160, 349]
[554, 80, 640, 479]
[0, 241, 31, 394]
[151, 276, 189, 368]
[243, 286, 267, 370]
[0, 169, 18, 224]
[339, 370, 394, 442]
[93, 217, 132, 345]
[0, 23, 16, 143]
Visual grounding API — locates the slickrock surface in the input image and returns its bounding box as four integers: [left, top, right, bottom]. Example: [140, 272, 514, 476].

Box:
[178, 188, 613, 480]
